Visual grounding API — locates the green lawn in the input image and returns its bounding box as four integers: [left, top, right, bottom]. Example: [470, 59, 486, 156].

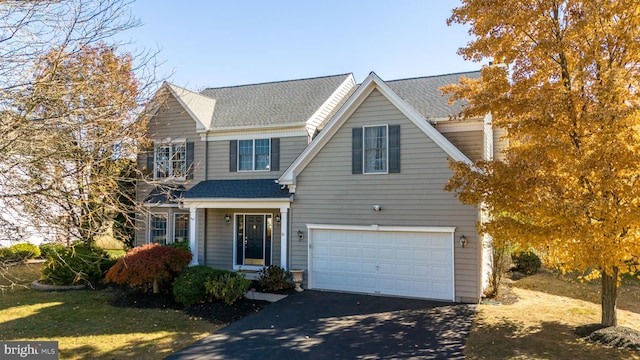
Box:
[0, 263, 217, 360]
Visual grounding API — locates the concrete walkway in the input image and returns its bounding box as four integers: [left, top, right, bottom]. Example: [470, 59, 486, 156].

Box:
[167, 290, 476, 360]
[244, 290, 287, 303]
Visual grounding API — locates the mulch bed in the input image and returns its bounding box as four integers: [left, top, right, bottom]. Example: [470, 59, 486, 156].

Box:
[110, 289, 270, 325]
[576, 324, 640, 351]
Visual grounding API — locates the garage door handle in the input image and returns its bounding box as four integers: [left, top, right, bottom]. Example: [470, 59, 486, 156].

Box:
[376, 265, 379, 271]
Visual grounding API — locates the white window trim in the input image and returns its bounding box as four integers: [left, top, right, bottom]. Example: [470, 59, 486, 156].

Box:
[237, 138, 271, 172]
[154, 139, 187, 180]
[362, 124, 389, 174]
[232, 212, 274, 270]
[149, 213, 168, 244]
[173, 213, 189, 243]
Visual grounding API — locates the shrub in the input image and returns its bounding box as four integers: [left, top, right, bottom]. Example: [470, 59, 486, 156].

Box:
[258, 265, 294, 292]
[484, 238, 517, 298]
[9, 243, 41, 260]
[512, 249, 542, 275]
[205, 273, 250, 306]
[41, 242, 113, 286]
[40, 243, 67, 260]
[173, 266, 233, 307]
[105, 243, 192, 294]
[167, 241, 190, 251]
[0, 247, 15, 261]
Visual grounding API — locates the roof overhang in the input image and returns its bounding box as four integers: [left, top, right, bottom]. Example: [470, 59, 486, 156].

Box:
[181, 198, 291, 209]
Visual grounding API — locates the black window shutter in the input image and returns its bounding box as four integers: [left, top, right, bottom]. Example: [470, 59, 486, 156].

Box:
[229, 140, 237, 172]
[146, 142, 155, 176]
[389, 125, 400, 173]
[186, 142, 195, 179]
[270, 138, 280, 171]
[352, 128, 363, 174]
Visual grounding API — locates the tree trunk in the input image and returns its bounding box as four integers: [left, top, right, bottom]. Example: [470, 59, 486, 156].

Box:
[152, 279, 159, 294]
[601, 267, 618, 327]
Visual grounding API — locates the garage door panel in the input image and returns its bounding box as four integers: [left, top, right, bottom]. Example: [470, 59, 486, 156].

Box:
[310, 228, 454, 301]
[345, 247, 360, 257]
[394, 264, 412, 276]
[432, 265, 453, 279]
[361, 247, 377, 259]
[344, 261, 360, 272]
[361, 261, 378, 272]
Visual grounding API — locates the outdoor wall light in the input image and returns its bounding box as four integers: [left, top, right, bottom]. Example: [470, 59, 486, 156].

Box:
[372, 204, 382, 212]
[275, 215, 281, 224]
[297, 230, 304, 241]
[224, 214, 231, 224]
[459, 235, 468, 248]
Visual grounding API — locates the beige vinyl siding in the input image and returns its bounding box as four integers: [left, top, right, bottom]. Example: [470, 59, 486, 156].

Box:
[290, 89, 481, 301]
[203, 208, 282, 270]
[438, 129, 484, 161]
[135, 96, 206, 246]
[206, 136, 308, 179]
[493, 127, 508, 161]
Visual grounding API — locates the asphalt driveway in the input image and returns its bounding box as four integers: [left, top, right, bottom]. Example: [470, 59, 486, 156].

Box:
[166, 290, 476, 360]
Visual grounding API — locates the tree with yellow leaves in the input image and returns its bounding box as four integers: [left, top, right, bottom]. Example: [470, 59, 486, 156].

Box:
[443, 0, 640, 327]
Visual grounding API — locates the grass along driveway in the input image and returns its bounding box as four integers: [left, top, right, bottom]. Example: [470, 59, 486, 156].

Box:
[465, 271, 640, 360]
[0, 263, 217, 360]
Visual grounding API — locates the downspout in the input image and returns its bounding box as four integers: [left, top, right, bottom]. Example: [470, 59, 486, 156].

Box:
[203, 133, 209, 265]
[203, 208, 207, 266]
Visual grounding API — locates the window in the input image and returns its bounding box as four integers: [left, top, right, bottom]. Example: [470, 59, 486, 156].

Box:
[352, 125, 399, 174]
[150, 214, 167, 244]
[364, 125, 388, 173]
[155, 142, 186, 178]
[238, 139, 270, 171]
[174, 214, 189, 243]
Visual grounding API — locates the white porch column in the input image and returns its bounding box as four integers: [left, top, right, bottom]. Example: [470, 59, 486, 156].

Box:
[280, 207, 288, 269]
[189, 207, 199, 266]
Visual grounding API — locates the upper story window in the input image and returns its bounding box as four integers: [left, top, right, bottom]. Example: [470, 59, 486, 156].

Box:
[238, 139, 271, 171]
[155, 142, 186, 178]
[149, 140, 194, 180]
[364, 125, 388, 173]
[229, 138, 279, 173]
[352, 125, 400, 174]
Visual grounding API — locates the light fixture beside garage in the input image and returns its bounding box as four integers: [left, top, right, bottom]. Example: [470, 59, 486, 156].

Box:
[372, 204, 382, 212]
[297, 230, 304, 241]
[459, 235, 468, 248]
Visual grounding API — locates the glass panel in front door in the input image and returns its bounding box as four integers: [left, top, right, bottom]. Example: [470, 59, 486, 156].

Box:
[244, 215, 264, 266]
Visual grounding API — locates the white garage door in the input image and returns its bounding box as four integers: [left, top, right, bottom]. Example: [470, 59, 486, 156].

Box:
[309, 226, 454, 301]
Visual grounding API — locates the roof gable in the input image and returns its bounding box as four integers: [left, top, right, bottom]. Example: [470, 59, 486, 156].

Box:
[278, 72, 473, 185]
[146, 82, 217, 132]
[165, 83, 216, 131]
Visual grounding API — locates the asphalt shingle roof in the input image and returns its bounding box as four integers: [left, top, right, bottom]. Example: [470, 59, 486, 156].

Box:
[386, 71, 481, 121]
[183, 179, 291, 199]
[199, 74, 352, 128]
[145, 185, 186, 204]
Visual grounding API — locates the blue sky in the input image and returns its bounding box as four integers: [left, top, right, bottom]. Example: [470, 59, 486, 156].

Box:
[121, 0, 480, 89]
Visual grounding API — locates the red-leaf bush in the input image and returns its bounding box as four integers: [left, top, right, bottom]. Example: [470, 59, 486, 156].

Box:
[105, 243, 192, 293]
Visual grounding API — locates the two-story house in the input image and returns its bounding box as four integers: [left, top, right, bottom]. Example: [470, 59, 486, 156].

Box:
[138, 71, 497, 303]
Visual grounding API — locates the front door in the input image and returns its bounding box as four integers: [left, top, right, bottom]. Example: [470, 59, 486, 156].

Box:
[235, 214, 272, 267]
